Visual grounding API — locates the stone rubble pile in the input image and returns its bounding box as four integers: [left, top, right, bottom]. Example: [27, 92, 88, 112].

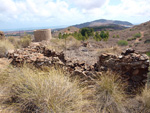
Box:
[96, 48, 149, 91]
[7, 45, 96, 79]
[7, 46, 66, 67]
[7, 46, 149, 91]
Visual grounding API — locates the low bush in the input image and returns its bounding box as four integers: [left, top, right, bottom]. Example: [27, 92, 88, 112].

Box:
[113, 35, 115, 38]
[127, 37, 136, 41]
[139, 38, 142, 41]
[112, 35, 119, 38]
[7, 37, 16, 43]
[117, 40, 128, 46]
[134, 33, 141, 38]
[17, 35, 31, 48]
[116, 34, 120, 38]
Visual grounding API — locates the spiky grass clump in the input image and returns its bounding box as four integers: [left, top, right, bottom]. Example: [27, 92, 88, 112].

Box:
[94, 71, 126, 113]
[96, 46, 121, 55]
[134, 86, 150, 112]
[0, 66, 87, 113]
[141, 87, 150, 108]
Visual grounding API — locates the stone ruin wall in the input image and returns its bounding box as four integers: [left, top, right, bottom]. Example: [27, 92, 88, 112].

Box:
[7, 46, 150, 93]
[96, 48, 149, 92]
[34, 29, 52, 42]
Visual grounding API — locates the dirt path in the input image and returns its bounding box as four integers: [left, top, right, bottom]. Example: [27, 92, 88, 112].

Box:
[135, 31, 144, 43]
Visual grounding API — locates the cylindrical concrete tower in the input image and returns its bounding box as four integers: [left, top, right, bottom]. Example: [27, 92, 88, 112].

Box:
[34, 29, 52, 42]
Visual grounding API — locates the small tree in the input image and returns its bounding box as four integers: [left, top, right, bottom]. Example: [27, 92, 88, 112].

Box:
[58, 33, 62, 39]
[94, 32, 101, 41]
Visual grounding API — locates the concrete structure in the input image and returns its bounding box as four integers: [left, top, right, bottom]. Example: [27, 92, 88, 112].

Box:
[34, 29, 52, 42]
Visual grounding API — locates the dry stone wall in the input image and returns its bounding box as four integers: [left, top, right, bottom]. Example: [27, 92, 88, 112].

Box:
[7, 46, 149, 92]
[96, 48, 149, 91]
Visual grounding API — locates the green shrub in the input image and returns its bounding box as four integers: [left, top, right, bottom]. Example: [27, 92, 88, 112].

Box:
[127, 38, 132, 41]
[117, 40, 128, 46]
[146, 51, 150, 57]
[116, 35, 120, 38]
[127, 37, 136, 41]
[113, 35, 119, 38]
[134, 33, 141, 38]
[113, 35, 115, 38]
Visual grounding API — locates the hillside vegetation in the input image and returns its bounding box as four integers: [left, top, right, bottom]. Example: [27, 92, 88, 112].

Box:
[0, 20, 150, 113]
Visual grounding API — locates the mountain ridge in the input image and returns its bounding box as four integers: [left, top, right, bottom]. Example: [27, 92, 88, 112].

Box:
[73, 19, 133, 28]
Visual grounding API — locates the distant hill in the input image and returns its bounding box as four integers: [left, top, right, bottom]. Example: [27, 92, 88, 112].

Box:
[73, 19, 133, 28]
[90, 24, 127, 31]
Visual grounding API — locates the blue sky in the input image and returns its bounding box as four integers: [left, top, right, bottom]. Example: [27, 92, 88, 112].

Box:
[0, 0, 150, 31]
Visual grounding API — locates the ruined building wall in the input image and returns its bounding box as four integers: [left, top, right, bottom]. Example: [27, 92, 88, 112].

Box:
[34, 29, 52, 42]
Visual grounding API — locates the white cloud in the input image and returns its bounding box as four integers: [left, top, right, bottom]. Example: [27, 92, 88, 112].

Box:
[70, 0, 109, 9]
[0, 0, 82, 22]
[0, 0, 150, 29]
[104, 0, 150, 23]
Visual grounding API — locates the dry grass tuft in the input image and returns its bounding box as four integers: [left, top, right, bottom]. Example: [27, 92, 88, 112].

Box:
[65, 36, 81, 49]
[0, 65, 88, 113]
[134, 85, 150, 112]
[47, 36, 81, 52]
[140, 87, 150, 108]
[96, 46, 121, 55]
[93, 71, 127, 113]
[0, 40, 14, 57]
